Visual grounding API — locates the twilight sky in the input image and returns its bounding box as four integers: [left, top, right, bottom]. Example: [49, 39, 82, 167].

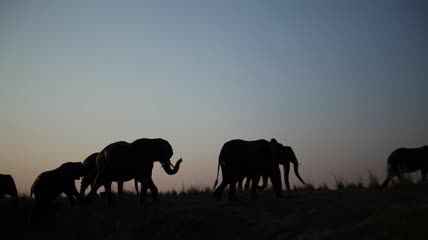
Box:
[1, 0, 427, 193]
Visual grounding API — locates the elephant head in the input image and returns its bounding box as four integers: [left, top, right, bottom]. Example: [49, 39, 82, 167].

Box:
[85, 138, 183, 205]
[59, 162, 87, 180]
[280, 146, 306, 185]
[151, 139, 183, 175]
[80, 152, 99, 197]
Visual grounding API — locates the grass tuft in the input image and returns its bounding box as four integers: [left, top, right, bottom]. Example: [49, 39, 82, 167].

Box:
[317, 183, 330, 191]
[334, 176, 345, 190]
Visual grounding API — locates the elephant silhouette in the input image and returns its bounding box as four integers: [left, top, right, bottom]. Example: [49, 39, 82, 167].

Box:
[238, 145, 305, 191]
[382, 146, 428, 187]
[85, 138, 182, 204]
[30, 162, 86, 220]
[80, 152, 139, 198]
[213, 139, 286, 200]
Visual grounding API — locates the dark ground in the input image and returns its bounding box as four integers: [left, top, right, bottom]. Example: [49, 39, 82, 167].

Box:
[2, 186, 428, 240]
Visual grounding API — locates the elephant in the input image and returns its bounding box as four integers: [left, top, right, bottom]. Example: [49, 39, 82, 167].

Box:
[85, 138, 183, 204]
[80, 152, 139, 198]
[237, 145, 306, 191]
[381, 146, 428, 187]
[213, 138, 285, 200]
[0, 174, 18, 199]
[31, 162, 86, 211]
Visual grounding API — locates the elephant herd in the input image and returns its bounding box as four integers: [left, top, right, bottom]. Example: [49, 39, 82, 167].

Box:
[1, 137, 427, 213]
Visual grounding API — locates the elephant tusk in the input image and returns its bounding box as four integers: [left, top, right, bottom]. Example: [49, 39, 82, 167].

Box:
[161, 162, 175, 169]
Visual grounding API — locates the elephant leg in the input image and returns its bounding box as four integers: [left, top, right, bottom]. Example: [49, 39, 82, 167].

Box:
[139, 181, 149, 204]
[86, 175, 103, 202]
[420, 169, 427, 183]
[64, 191, 76, 206]
[237, 178, 243, 191]
[134, 179, 139, 196]
[257, 174, 268, 191]
[228, 181, 238, 201]
[397, 174, 403, 183]
[147, 179, 159, 201]
[104, 182, 113, 205]
[140, 163, 154, 204]
[65, 181, 80, 206]
[244, 177, 251, 191]
[270, 166, 283, 198]
[80, 177, 91, 198]
[213, 181, 228, 200]
[69, 182, 82, 202]
[283, 162, 291, 191]
[117, 181, 124, 198]
[251, 175, 261, 199]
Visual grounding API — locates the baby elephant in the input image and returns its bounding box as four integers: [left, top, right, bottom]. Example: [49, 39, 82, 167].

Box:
[31, 162, 86, 209]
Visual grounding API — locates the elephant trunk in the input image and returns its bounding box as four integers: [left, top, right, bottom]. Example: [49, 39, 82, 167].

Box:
[162, 158, 183, 175]
[292, 162, 306, 185]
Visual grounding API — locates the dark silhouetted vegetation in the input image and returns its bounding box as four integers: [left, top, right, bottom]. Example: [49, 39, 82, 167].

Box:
[2, 173, 428, 240]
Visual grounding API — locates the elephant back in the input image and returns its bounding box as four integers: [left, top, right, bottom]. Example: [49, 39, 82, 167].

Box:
[219, 139, 272, 176]
[99, 141, 133, 164]
[389, 147, 426, 172]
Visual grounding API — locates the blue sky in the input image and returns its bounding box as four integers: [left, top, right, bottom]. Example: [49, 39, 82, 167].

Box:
[1, 0, 427, 193]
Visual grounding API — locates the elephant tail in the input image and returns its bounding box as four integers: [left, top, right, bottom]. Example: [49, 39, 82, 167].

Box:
[213, 160, 221, 190]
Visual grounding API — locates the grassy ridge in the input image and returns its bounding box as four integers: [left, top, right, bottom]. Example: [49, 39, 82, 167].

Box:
[2, 183, 428, 240]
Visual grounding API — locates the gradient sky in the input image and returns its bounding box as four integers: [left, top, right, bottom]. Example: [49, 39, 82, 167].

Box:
[1, 0, 427, 193]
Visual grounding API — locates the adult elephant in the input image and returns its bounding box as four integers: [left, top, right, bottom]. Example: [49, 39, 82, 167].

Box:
[238, 145, 306, 191]
[381, 146, 428, 187]
[213, 139, 285, 200]
[0, 174, 18, 199]
[80, 152, 139, 198]
[259, 145, 305, 191]
[86, 138, 182, 204]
